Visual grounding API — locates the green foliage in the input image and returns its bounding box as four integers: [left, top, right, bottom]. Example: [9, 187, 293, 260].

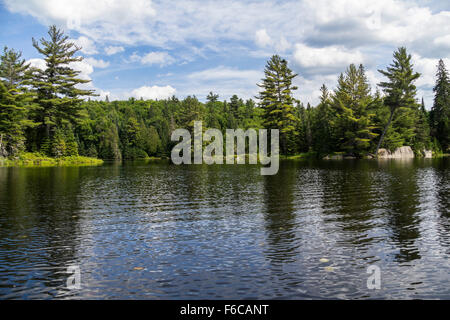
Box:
[257, 55, 298, 154]
[330, 64, 378, 156]
[376, 47, 421, 155]
[28, 25, 95, 150]
[430, 59, 450, 152]
[1, 152, 103, 167]
[310, 84, 335, 155]
[0, 47, 37, 157]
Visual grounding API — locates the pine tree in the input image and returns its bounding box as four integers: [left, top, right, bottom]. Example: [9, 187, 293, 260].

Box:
[311, 84, 335, 155]
[430, 59, 450, 152]
[205, 92, 221, 129]
[206, 92, 218, 103]
[331, 64, 377, 156]
[29, 25, 95, 151]
[0, 47, 37, 156]
[413, 98, 431, 152]
[0, 46, 30, 89]
[257, 55, 298, 154]
[376, 47, 421, 155]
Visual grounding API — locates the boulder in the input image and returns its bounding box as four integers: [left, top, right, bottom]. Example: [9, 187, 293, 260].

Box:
[390, 146, 415, 159]
[422, 150, 432, 158]
[377, 146, 415, 159]
[377, 148, 391, 159]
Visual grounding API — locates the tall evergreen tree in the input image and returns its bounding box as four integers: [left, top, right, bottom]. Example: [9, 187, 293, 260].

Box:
[257, 55, 298, 154]
[413, 98, 431, 152]
[29, 25, 95, 153]
[331, 64, 377, 156]
[430, 59, 450, 152]
[0, 46, 30, 89]
[376, 47, 420, 155]
[311, 84, 335, 155]
[0, 47, 36, 156]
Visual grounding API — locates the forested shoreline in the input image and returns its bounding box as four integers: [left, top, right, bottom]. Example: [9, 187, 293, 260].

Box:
[0, 25, 449, 163]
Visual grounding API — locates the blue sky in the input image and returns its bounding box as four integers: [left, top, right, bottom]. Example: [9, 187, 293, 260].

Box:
[1, 0, 449, 107]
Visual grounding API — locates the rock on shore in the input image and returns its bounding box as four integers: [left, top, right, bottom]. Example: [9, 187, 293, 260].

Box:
[377, 146, 415, 159]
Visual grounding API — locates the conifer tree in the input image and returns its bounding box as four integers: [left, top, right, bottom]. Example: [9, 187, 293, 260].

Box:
[311, 84, 335, 155]
[413, 98, 431, 152]
[376, 47, 420, 155]
[0, 47, 37, 156]
[257, 55, 298, 154]
[0, 46, 30, 89]
[331, 64, 377, 156]
[430, 59, 450, 152]
[29, 25, 95, 152]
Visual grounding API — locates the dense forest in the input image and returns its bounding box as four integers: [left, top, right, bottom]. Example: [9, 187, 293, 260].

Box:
[0, 25, 449, 161]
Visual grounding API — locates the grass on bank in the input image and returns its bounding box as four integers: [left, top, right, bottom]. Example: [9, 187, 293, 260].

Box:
[0, 152, 103, 167]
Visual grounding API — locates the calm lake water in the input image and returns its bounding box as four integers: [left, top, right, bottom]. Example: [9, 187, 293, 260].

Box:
[0, 159, 448, 299]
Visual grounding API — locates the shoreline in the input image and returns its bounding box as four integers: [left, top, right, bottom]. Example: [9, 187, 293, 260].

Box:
[0, 155, 104, 167]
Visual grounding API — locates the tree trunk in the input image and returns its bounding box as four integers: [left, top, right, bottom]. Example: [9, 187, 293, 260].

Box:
[375, 110, 395, 157]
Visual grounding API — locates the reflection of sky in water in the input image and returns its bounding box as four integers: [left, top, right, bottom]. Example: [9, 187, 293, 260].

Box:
[0, 158, 448, 299]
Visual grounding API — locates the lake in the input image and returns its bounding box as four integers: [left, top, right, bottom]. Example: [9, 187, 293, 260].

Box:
[0, 158, 448, 299]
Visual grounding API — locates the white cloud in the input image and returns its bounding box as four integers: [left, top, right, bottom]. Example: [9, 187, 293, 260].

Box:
[433, 34, 450, 48]
[178, 66, 263, 101]
[141, 52, 175, 66]
[5, 0, 447, 51]
[105, 46, 125, 55]
[4, 0, 156, 43]
[84, 57, 110, 68]
[27, 58, 47, 70]
[72, 36, 97, 55]
[293, 43, 364, 73]
[365, 70, 384, 92]
[188, 66, 261, 81]
[131, 85, 176, 100]
[276, 36, 291, 52]
[129, 51, 175, 67]
[293, 73, 338, 106]
[255, 29, 272, 47]
[255, 29, 291, 53]
[411, 54, 450, 88]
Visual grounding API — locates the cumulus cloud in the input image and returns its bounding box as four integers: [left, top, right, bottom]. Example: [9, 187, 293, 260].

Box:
[5, 0, 448, 52]
[84, 57, 110, 68]
[188, 66, 261, 81]
[141, 52, 175, 66]
[72, 36, 97, 55]
[255, 29, 272, 47]
[293, 43, 365, 74]
[3, 0, 156, 43]
[105, 45, 125, 55]
[129, 51, 175, 67]
[131, 85, 176, 100]
[433, 34, 450, 48]
[27, 58, 47, 70]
